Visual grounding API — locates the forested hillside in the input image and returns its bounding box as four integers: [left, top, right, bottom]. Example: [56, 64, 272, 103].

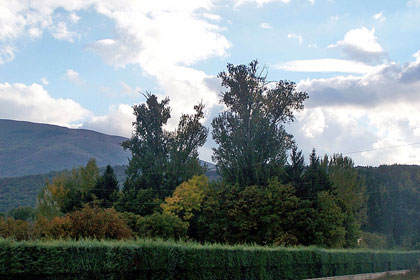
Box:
[0, 119, 130, 177]
[0, 165, 127, 212]
[358, 165, 420, 248]
[0, 163, 216, 213]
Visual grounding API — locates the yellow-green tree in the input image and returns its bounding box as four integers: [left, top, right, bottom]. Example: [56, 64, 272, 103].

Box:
[36, 158, 100, 218]
[36, 174, 69, 219]
[161, 175, 209, 221]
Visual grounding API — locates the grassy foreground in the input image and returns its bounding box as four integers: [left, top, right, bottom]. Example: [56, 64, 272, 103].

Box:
[0, 239, 419, 280]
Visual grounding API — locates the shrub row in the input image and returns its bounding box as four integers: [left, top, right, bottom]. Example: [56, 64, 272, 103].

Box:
[0, 239, 419, 280]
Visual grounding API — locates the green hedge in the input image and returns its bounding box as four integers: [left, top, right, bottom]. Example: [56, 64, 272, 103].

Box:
[0, 239, 419, 280]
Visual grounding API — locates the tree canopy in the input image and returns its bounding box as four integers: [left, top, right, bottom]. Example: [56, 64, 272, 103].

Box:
[121, 93, 208, 202]
[212, 60, 308, 187]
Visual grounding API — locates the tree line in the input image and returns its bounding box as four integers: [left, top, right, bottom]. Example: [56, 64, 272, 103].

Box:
[1, 60, 413, 249]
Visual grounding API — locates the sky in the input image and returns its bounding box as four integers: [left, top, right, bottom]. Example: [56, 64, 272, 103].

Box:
[1, 0, 420, 166]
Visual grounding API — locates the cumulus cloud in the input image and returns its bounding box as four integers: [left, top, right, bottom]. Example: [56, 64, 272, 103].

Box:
[373, 12, 385, 22]
[51, 22, 78, 42]
[0, 81, 135, 136]
[82, 104, 135, 137]
[85, 1, 230, 128]
[0, 82, 91, 127]
[328, 27, 386, 64]
[289, 50, 420, 165]
[0, 1, 89, 63]
[41, 77, 48, 85]
[69, 13, 80, 23]
[0, 45, 15, 64]
[274, 58, 380, 73]
[65, 69, 82, 85]
[287, 33, 303, 44]
[0, 1, 230, 127]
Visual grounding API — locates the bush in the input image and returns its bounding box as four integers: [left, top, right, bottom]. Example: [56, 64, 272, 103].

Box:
[136, 213, 188, 240]
[359, 231, 388, 249]
[0, 218, 33, 241]
[69, 205, 133, 240]
[34, 216, 72, 240]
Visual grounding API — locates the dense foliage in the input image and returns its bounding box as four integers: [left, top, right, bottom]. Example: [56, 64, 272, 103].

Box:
[122, 93, 208, 195]
[358, 165, 420, 249]
[0, 165, 127, 213]
[0, 239, 419, 280]
[212, 60, 308, 187]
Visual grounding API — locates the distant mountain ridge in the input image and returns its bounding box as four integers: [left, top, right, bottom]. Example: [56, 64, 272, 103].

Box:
[0, 119, 217, 211]
[0, 119, 131, 177]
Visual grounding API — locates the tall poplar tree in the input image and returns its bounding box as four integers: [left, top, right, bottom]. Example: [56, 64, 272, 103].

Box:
[121, 93, 208, 200]
[212, 60, 308, 187]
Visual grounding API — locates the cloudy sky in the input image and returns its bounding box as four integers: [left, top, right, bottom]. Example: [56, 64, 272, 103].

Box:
[1, 0, 420, 166]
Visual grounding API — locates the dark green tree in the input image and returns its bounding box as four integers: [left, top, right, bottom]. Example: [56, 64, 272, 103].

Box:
[90, 165, 119, 208]
[121, 93, 208, 207]
[285, 144, 305, 187]
[122, 93, 171, 194]
[300, 149, 332, 199]
[212, 60, 308, 187]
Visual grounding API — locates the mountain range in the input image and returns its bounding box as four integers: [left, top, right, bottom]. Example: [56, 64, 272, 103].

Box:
[0, 119, 130, 177]
[0, 119, 216, 212]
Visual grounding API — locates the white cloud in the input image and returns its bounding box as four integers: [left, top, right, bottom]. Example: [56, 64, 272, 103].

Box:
[0, 1, 91, 63]
[308, 0, 315, 5]
[0, 45, 15, 64]
[41, 77, 48, 86]
[407, 0, 420, 7]
[328, 27, 386, 64]
[28, 27, 42, 38]
[373, 12, 385, 22]
[65, 69, 82, 85]
[289, 51, 420, 165]
[0, 1, 230, 125]
[274, 58, 381, 73]
[82, 104, 135, 137]
[51, 22, 78, 42]
[234, 0, 290, 7]
[86, 1, 230, 128]
[0, 82, 91, 127]
[69, 13, 80, 23]
[259, 22, 272, 29]
[288, 33, 303, 44]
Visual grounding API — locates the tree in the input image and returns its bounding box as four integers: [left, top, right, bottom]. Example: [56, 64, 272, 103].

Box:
[300, 149, 332, 199]
[212, 60, 308, 187]
[90, 165, 119, 208]
[196, 179, 300, 245]
[285, 144, 305, 188]
[161, 175, 209, 222]
[36, 159, 100, 218]
[122, 93, 208, 198]
[313, 191, 346, 248]
[324, 154, 366, 222]
[324, 154, 367, 247]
